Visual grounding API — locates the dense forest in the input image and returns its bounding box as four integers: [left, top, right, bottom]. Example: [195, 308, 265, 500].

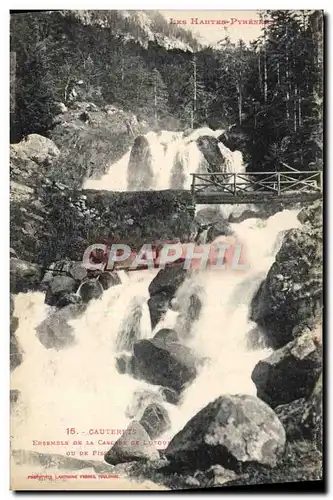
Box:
[10, 10, 323, 172]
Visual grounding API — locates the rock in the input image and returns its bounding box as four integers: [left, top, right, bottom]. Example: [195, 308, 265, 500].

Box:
[56, 293, 82, 308]
[149, 267, 187, 298]
[301, 373, 322, 450]
[275, 399, 305, 441]
[78, 279, 104, 303]
[36, 304, 86, 350]
[139, 403, 171, 439]
[148, 267, 188, 328]
[10, 332, 23, 371]
[297, 201, 322, 226]
[10, 389, 20, 405]
[104, 421, 160, 465]
[45, 275, 78, 307]
[10, 134, 60, 186]
[133, 338, 197, 393]
[251, 333, 322, 408]
[250, 203, 322, 348]
[10, 258, 42, 294]
[153, 329, 179, 343]
[98, 271, 121, 290]
[115, 354, 137, 376]
[10, 294, 14, 317]
[159, 387, 182, 405]
[125, 390, 164, 419]
[165, 394, 286, 472]
[147, 294, 169, 330]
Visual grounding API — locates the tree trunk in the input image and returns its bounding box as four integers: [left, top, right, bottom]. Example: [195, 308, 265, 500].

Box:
[193, 56, 197, 125]
[237, 81, 242, 125]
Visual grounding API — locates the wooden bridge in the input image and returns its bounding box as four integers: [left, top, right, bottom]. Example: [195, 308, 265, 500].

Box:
[190, 171, 323, 205]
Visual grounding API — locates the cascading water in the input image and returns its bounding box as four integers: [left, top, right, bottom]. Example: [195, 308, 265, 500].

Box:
[11, 209, 301, 462]
[83, 127, 237, 192]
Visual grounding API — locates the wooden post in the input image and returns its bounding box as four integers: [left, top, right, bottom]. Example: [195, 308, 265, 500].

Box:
[277, 172, 281, 196]
[233, 173, 236, 195]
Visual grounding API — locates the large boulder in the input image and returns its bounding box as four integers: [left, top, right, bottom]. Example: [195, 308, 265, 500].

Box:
[251, 333, 322, 408]
[10, 134, 60, 186]
[36, 304, 86, 350]
[251, 202, 322, 348]
[139, 403, 171, 439]
[10, 258, 42, 294]
[45, 275, 78, 307]
[133, 338, 197, 393]
[104, 421, 160, 465]
[165, 394, 286, 472]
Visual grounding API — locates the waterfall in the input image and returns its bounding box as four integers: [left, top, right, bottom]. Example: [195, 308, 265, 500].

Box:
[83, 127, 241, 192]
[11, 209, 301, 460]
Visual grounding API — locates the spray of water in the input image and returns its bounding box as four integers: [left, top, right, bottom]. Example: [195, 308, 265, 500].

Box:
[11, 209, 301, 461]
[83, 128, 240, 192]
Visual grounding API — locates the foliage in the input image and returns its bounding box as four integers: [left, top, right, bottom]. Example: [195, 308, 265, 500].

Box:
[10, 10, 323, 174]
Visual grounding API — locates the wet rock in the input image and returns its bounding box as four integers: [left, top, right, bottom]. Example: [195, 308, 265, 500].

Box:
[115, 353, 138, 377]
[78, 279, 103, 303]
[149, 267, 188, 298]
[147, 294, 169, 330]
[251, 333, 322, 408]
[36, 304, 86, 350]
[104, 421, 160, 465]
[133, 338, 197, 393]
[98, 271, 121, 290]
[125, 390, 164, 419]
[250, 203, 322, 348]
[148, 267, 188, 328]
[10, 258, 42, 294]
[165, 394, 286, 472]
[159, 387, 182, 405]
[139, 403, 171, 439]
[10, 389, 20, 405]
[45, 275, 78, 307]
[196, 135, 227, 172]
[10, 332, 23, 371]
[153, 328, 179, 343]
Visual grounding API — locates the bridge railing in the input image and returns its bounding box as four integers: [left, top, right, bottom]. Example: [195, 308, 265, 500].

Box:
[191, 171, 323, 197]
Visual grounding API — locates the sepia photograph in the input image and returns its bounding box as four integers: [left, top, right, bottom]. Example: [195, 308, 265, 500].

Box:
[9, 9, 323, 491]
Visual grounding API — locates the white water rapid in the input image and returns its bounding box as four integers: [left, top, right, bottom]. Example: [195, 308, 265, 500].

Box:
[84, 128, 244, 192]
[11, 209, 301, 462]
